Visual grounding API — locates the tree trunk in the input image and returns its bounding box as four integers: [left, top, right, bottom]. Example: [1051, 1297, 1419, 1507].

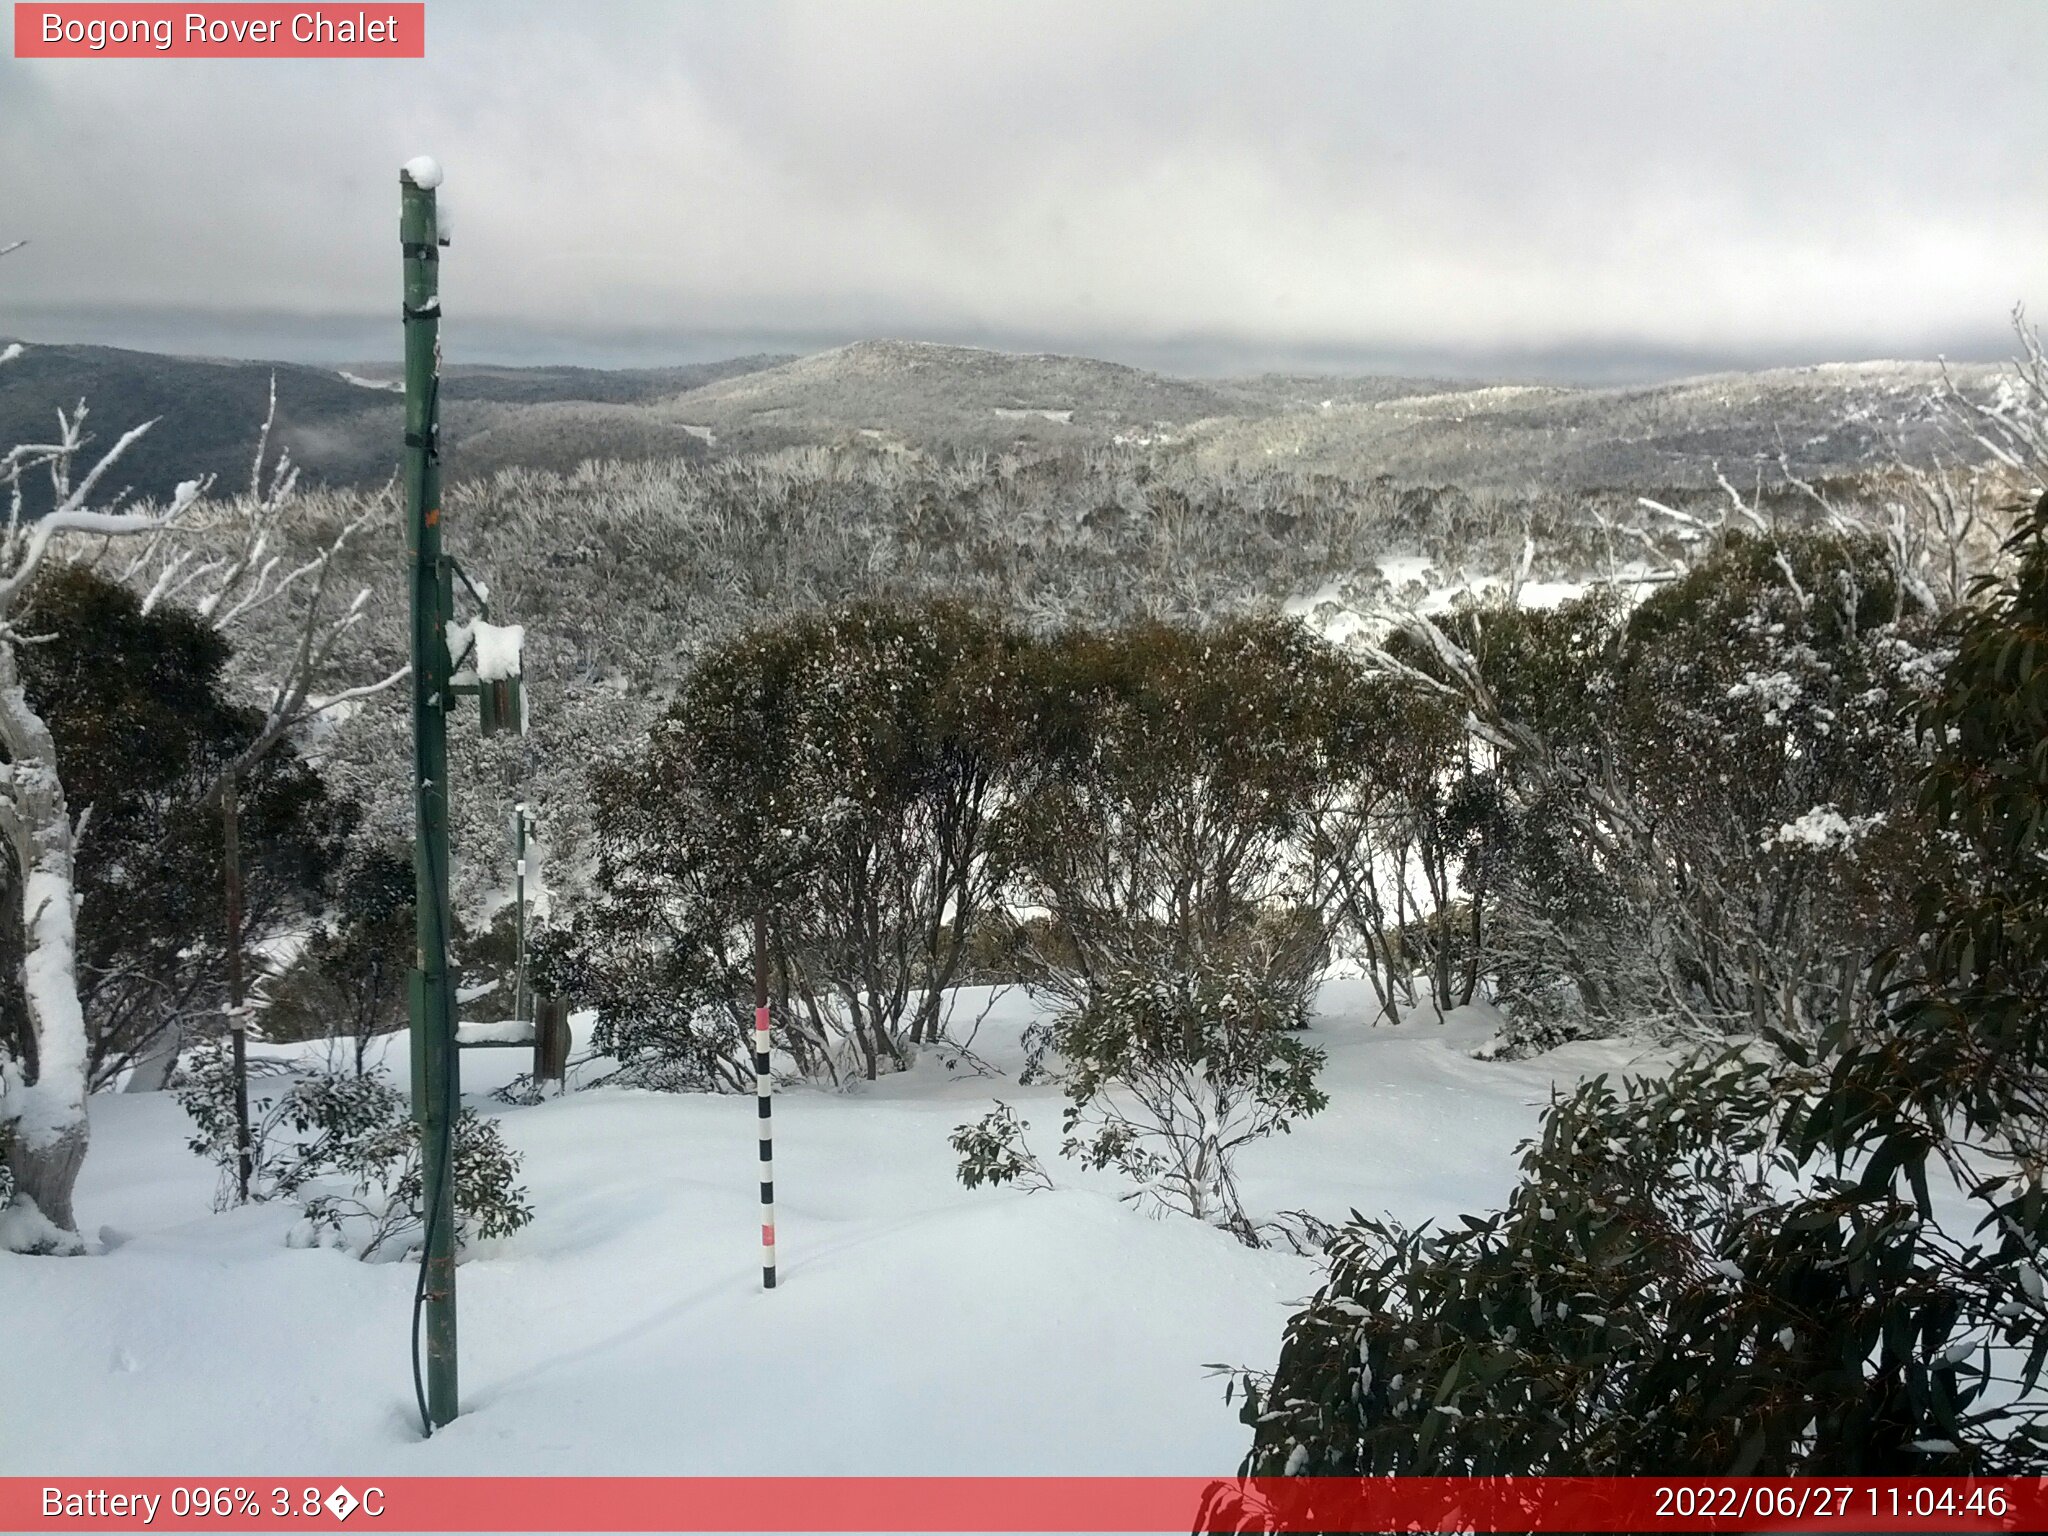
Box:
[0, 644, 91, 1254]
[4, 1127, 87, 1249]
[1461, 867, 1486, 1009]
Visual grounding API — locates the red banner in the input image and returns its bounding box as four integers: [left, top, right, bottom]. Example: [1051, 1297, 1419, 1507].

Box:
[12, 5, 424, 58]
[2, 1476, 2044, 1532]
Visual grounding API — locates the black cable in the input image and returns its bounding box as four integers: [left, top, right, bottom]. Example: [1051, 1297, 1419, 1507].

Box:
[410, 802, 456, 1440]
[410, 1144, 443, 1437]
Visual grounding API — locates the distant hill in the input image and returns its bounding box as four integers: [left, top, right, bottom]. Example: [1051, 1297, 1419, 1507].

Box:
[0, 343, 788, 508]
[335, 357, 791, 407]
[645, 341, 1998, 485]
[0, 336, 2004, 507]
[1185, 361, 2002, 489]
[641, 339, 1462, 455]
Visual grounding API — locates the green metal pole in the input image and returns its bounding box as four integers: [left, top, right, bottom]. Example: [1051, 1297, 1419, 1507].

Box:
[401, 159, 458, 1431]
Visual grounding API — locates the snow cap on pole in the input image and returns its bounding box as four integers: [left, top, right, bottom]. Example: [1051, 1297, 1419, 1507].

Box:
[401, 155, 444, 190]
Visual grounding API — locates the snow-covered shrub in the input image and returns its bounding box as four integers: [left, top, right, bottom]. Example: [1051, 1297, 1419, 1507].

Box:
[174, 1046, 531, 1258]
[1438, 532, 1946, 1054]
[290, 1100, 532, 1261]
[1045, 965, 1325, 1242]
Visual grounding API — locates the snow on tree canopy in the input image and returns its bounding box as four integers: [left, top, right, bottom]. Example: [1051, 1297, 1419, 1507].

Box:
[1766, 805, 1883, 851]
[446, 619, 524, 682]
[401, 156, 443, 190]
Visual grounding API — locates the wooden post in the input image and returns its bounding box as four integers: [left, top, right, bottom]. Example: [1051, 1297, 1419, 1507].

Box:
[754, 910, 777, 1289]
[532, 995, 570, 1085]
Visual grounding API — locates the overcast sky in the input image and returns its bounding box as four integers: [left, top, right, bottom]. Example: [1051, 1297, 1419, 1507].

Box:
[3, 0, 2045, 381]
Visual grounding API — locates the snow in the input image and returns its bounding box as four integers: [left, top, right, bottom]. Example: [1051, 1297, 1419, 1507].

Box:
[1281, 581, 1379, 648]
[1, 982, 1655, 1474]
[1375, 553, 1436, 589]
[991, 407, 1074, 425]
[0, 1193, 75, 1256]
[455, 1018, 535, 1046]
[446, 619, 523, 683]
[400, 155, 443, 190]
[336, 370, 403, 393]
[1285, 559, 1603, 651]
[1514, 579, 1589, 611]
[1766, 805, 1879, 851]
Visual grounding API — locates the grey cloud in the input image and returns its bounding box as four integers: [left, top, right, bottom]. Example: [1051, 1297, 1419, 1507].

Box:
[2, 0, 2043, 380]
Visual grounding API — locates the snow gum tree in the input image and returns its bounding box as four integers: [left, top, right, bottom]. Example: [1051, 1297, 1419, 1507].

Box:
[1006, 616, 1342, 1027]
[568, 600, 1027, 1085]
[954, 616, 1338, 1244]
[1373, 530, 1947, 1054]
[0, 567, 350, 1092]
[1304, 655, 1502, 1024]
[0, 400, 200, 1252]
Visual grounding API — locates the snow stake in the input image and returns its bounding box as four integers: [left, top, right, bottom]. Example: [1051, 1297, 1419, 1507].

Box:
[754, 910, 777, 1289]
[508, 804, 533, 1024]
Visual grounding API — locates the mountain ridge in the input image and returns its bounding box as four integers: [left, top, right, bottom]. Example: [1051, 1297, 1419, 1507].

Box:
[0, 335, 2004, 505]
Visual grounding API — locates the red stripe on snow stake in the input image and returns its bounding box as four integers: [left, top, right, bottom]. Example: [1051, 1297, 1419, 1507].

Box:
[761, 1223, 776, 1245]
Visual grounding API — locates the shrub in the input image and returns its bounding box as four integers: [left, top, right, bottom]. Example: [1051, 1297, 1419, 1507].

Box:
[948, 1101, 1053, 1193]
[174, 1044, 532, 1259]
[970, 963, 1326, 1243]
[1236, 1047, 2045, 1476]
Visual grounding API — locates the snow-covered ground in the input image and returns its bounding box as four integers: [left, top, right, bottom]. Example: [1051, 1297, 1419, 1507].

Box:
[1, 983, 1664, 1476]
[1284, 557, 1672, 651]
